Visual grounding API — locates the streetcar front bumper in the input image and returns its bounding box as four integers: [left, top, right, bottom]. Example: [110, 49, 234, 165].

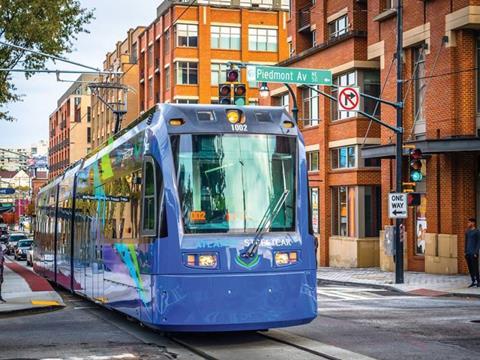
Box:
[149, 270, 317, 332]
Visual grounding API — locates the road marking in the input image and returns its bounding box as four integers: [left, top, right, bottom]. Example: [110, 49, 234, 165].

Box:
[317, 288, 384, 301]
[31, 300, 60, 306]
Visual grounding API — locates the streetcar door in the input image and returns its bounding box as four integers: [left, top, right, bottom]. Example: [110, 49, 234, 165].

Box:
[92, 220, 104, 303]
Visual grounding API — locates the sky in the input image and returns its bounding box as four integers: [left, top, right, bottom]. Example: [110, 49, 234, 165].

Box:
[0, 0, 158, 149]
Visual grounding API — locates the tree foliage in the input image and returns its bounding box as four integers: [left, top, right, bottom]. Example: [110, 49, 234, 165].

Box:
[0, 0, 94, 121]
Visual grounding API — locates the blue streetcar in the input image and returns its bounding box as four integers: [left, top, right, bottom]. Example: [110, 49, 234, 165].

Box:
[34, 104, 317, 331]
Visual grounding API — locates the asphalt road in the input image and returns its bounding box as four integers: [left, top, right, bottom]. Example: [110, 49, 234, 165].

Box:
[1, 262, 480, 360]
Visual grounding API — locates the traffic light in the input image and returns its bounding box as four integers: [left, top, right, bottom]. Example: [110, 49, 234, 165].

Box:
[409, 149, 424, 182]
[407, 193, 421, 206]
[233, 84, 246, 106]
[227, 68, 240, 83]
[218, 83, 232, 104]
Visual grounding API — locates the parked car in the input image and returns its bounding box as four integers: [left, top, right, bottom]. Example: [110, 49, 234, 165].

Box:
[6, 233, 28, 255]
[14, 239, 33, 261]
[0, 227, 9, 243]
[26, 247, 34, 266]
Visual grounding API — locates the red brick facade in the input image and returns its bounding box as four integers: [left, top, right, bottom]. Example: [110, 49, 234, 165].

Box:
[263, 0, 383, 267]
[262, 0, 480, 274]
[367, 0, 480, 274]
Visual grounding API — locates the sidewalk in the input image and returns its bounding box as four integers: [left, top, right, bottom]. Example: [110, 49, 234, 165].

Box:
[318, 267, 480, 297]
[1, 258, 64, 314]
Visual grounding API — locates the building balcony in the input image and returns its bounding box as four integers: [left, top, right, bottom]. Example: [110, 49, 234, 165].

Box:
[298, 4, 312, 33]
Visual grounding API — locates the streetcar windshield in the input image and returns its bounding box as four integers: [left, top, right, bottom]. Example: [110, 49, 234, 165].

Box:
[175, 134, 296, 234]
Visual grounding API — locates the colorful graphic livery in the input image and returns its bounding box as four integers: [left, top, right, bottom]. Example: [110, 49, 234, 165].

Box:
[34, 104, 317, 331]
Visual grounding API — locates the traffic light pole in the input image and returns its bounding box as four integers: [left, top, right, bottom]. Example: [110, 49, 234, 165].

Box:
[284, 83, 298, 124]
[394, 0, 404, 284]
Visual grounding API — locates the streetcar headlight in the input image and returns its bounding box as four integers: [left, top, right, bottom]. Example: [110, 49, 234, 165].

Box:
[274, 251, 299, 267]
[283, 120, 295, 128]
[198, 254, 217, 268]
[226, 110, 240, 124]
[184, 253, 218, 269]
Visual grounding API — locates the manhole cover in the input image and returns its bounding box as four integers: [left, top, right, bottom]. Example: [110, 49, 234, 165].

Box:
[470, 320, 480, 324]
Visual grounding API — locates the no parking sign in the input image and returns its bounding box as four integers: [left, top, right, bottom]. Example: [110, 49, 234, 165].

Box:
[338, 87, 360, 112]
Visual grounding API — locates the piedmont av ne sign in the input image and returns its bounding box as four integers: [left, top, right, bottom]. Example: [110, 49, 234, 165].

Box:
[388, 193, 408, 219]
[247, 65, 332, 86]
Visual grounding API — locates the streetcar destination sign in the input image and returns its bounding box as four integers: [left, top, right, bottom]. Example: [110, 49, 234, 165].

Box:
[247, 65, 332, 86]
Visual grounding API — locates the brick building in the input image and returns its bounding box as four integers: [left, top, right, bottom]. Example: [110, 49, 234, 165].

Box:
[137, 0, 289, 109]
[262, 0, 383, 268]
[91, 26, 145, 148]
[360, 1, 480, 275]
[48, 74, 96, 179]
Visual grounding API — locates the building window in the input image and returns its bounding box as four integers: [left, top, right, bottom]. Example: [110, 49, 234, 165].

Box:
[248, 28, 278, 52]
[332, 186, 352, 237]
[328, 15, 349, 39]
[332, 71, 356, 120]
[307, 150, 319, 172]
[413, 46, 426, 124]
[383, 0, 397, 10]
[288, 41, 294, 56]
[87, 106, 91, 123]
[148, 78, 153, 99]
[211, 26, 241, 50]
[131, 42, 138, 64]
[87, 127, 91, 144]
[176, 99, 199, 104]
[275, 92, 289, 110]
[363, 71, 381, 116]
[175, 24, 198, 47]
[331, 146, 356, 169]
[312, 30, 317, 46]
[164, 29, 170, 54]
[332, 185, 381, 238]
[175, 62, 198, 85]
[302, 87, 319, 126]
[147, 45, 153, 68]
[165, 66, 170, 90]
[211, 63, 228, 85]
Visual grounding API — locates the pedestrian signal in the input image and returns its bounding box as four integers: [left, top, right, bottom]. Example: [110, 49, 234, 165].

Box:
[407, 192, 421, 206]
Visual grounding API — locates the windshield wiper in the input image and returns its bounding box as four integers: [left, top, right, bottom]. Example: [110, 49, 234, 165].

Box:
[241, 189, 290, 258]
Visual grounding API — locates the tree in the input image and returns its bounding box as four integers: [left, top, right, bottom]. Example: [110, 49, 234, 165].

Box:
[0, 0, 94, 121]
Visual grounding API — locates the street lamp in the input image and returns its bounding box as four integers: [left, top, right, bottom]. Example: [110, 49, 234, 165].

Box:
[259, 82, 270, 98]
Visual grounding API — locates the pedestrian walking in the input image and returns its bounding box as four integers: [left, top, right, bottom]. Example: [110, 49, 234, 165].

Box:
[465, 218, 480, 288]
[0, 246, 5, 302]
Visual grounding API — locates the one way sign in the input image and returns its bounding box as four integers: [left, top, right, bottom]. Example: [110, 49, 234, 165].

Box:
[388, 193, 408, 219]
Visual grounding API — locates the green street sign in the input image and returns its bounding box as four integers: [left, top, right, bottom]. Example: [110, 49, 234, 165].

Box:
[247, 65, 332, 86]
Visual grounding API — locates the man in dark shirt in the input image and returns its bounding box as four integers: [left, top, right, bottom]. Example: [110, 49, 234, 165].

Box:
[465, 218, 480, 288]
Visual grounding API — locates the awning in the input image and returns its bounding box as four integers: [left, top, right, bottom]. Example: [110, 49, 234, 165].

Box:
[361, 137, 480, 159]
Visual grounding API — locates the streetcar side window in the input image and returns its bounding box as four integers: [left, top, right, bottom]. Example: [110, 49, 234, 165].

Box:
[141, 157, 157, 236]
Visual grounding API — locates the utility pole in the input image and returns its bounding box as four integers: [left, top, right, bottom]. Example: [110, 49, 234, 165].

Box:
[395, 0, 404, 284]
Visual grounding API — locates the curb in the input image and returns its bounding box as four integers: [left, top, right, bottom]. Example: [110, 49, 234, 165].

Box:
[317, 278, 405, 294]
[0, 304, 65, 318]
[317, 278, 480, 299]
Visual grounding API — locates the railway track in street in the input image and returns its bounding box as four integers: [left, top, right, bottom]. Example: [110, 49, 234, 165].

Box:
[168, 329, 376, 360]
